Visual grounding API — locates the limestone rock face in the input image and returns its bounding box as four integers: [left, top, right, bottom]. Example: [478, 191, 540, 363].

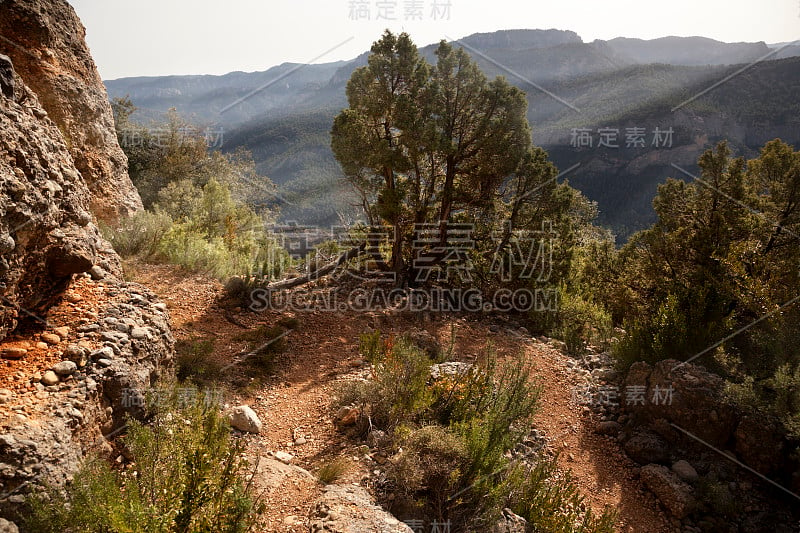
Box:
[0, 0, 143, 221]
[0, 5, 173, 525]
[0, 73, 116, 340]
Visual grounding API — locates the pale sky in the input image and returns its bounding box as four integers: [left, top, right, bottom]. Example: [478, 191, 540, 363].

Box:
[68, 0, 800, 80]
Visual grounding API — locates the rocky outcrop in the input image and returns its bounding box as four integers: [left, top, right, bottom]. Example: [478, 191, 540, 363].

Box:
[0, 7, 172, 527]
[0, 0, 143, 221]
[623, 359, 738, 447]
[0, 70, 111, 340]
[0, 274, 173, 521]
[310, 484, 414, 533]
[620, 359, 800, 527]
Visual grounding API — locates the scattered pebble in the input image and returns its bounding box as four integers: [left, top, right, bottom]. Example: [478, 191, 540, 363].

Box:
[41, 333, 60, 345]
[41, 371, 59, 386]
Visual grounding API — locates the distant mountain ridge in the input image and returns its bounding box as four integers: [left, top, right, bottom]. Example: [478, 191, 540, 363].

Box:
[105, 30, 800, 239]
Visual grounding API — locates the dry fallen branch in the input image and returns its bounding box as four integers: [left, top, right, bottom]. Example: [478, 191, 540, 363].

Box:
[264, 242, 366, 291]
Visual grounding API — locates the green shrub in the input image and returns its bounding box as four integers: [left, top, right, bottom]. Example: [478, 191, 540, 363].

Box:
[175, 337, 220, 384]
[338, 332, 614, 530]
[100, 210, 173, 258]
[25, 384, 262, 533]
[504, 458, 616, 533]
[389, 425, 469, 519]
[358, 329, 383, 364]
[555, 288, 613, 356]
[366, 338, 434, 430]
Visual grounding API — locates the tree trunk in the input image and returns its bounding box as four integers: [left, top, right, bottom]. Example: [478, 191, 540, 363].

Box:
[264, 243, 366, 291]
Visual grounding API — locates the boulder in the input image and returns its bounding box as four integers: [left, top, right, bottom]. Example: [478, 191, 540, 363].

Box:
[671, 460, 698, 482]
[640, 464, 695, 519]
[624, 359, 738, 447]
[624, 431, 669, 464]
[229, 405, 262, 434]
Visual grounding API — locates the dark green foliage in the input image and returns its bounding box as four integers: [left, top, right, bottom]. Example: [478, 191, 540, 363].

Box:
[175, 337, 220, 384]
[331, 31, 591, 286]
[25, 385, 261, 533]
[338, 331, 614, 530]
[611, 139, 800, 436]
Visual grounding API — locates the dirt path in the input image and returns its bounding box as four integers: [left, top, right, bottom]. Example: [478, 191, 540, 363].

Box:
[131, 262, 671, 532]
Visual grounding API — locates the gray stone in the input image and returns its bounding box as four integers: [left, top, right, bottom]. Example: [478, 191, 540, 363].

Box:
[671, 460, 698, 482]
[0, 233, 15, 254]
[273, 450, 294, 464]
[89, 265, 106, 280]
[52, 360, 77, 376]
[429, 361, 473, 381]
[100, 331, 128, 345]
[624, 431, 669, 464]
[90, 346, 115, 360]
[130, 327, 149, 339]
[640, 464, 695, 519]
[229, 405, 262, 434]
[0, 517, 19, 533]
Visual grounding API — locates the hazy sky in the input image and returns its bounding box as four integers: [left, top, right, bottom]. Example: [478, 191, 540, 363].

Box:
[68, 0, 799, 80]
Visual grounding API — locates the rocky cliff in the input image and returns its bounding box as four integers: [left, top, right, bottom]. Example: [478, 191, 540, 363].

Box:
[0, 0, 143, 221]
[0, 2, 172, 528]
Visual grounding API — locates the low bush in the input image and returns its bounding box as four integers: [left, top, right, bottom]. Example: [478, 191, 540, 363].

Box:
[337, 331, 615, 530]
[175, 337, 220, 384]
[504, 459, 617, 532]
[100, 210, 172, 259]
[25, 384, 262, 533]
